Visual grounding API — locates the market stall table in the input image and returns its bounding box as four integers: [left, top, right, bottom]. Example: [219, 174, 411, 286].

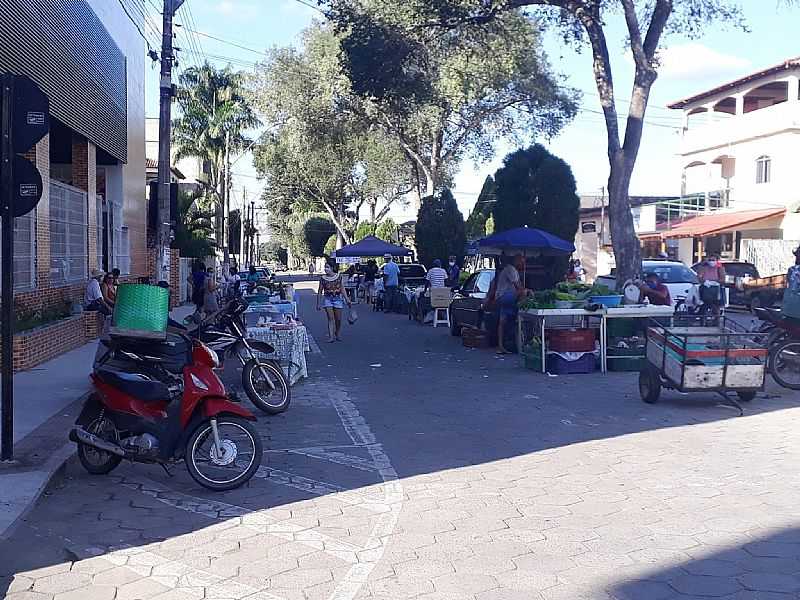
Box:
[601, 304, 674, 373]
[518, 308, 602, 374]
[518, 304, 676, 374]
[246, 325, 310, 385]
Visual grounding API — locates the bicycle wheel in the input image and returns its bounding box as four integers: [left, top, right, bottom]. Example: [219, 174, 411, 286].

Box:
[769, 340, 800, 390]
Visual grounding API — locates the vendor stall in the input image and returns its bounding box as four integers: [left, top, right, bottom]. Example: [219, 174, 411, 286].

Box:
[517, 281, 675, 374]
[247, 324, 310, 386]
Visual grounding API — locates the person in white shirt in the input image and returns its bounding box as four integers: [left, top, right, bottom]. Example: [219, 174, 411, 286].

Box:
[425, 259, 448, 289]
[85, 268, 112, 315]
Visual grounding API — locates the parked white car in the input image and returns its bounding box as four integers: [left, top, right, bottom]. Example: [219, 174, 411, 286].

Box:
[595, 259, 699, 306]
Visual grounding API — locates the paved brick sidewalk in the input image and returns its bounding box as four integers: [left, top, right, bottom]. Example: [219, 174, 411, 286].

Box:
[3, 298, 800, 599]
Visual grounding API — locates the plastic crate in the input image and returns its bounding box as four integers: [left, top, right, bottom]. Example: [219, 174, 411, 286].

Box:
[462, 327, 491, 348]
[607, 342, 647, 372]
[546, 352, 596, 374]
[607, 318, 639, 338]
[110, 284, 169, 340]
[549, 329, 595, 353]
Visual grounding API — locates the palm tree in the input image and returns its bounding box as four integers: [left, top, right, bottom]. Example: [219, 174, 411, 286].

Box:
[172, 190, 216, 259]
[172, 63, 261, 245]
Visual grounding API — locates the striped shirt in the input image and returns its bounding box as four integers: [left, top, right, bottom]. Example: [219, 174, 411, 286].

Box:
[426, 267, 448, 288]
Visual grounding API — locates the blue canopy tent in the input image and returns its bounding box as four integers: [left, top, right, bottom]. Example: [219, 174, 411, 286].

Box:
[478, 226, 575, 286]
[478, 226, 575, 257]
[332, 235, 412, 258]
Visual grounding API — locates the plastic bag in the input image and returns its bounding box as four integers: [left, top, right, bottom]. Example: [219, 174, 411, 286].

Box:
[348, 308, 358, 324]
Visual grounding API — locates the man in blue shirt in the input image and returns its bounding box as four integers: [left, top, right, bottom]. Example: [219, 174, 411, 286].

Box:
[382, 254, 400, 313]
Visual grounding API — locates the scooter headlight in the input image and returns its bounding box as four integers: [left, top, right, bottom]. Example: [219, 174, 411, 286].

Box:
[190, 373, 209, 391]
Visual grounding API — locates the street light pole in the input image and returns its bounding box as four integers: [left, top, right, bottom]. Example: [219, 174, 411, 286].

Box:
[222, 130, 230, 265]
[157, 0, 185, 283]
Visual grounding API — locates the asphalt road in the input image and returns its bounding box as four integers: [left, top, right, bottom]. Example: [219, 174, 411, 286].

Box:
[2, 277, 800, 600]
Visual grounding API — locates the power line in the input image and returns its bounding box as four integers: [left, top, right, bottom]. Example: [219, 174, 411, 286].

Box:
[115, 0, 152, 49]
[184, 28, 265, 56]
[287, 0, 326, 13]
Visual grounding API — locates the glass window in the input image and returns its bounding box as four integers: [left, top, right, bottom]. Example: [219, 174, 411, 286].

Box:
[645, 263, 698, 284]
[50, 182, 87, 285]
[475, 271, 495, 293]
[461, 274, 478, 293]
[756, 155, 771, 184]
[399, 265, 426, 278]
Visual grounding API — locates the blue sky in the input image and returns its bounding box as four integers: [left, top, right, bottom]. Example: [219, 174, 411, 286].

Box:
[143, 0, 799, 224]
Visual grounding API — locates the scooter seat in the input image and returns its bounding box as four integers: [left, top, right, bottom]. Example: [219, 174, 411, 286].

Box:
[95, 368, 171, 403]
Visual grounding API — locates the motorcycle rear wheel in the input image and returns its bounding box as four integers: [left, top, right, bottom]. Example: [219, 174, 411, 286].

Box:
[77, 416, 122, 475]
[769, 340, 800, 391]
[185, 417, 262, 491]
[243, 359, 291, 415]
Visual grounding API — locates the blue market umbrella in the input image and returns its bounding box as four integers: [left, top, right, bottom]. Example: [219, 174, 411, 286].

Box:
[332, 236, 412, 258]
[478, 226, 575, 257]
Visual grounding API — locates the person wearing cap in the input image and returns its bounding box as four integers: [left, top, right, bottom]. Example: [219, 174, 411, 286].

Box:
[637, 272, 671, 306]
[85, 268, 112, 315]
[788, 246, 800, 293]
[381, 253, 400, 313]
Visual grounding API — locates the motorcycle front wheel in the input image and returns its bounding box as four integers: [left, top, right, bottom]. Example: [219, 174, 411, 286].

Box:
[185, 417, 262, 491]
[243, 359, 291, 415]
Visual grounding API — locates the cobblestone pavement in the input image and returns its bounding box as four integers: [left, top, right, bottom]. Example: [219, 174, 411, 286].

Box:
[2, 289, 800, 600]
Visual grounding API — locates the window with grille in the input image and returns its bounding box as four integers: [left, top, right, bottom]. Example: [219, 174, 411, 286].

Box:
[96, 195, 105, 271]
[0, 213, 36, 291]
[756, 155, 771, 184]
[118, 226, 130, 275]
[50, 181, 87, 285]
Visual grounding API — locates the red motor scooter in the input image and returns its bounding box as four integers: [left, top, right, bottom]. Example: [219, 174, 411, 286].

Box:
[71, 334, 262, 491]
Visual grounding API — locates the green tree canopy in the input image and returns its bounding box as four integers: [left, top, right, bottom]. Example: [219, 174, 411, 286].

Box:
[415, 189, 467, 269]
[252, 25, 413, 247]
[325, 0, 577, 197]
[304, 216, 337, 257]
[492, 145, 579, 243]
[172, 63, 260, 246]
[492, 145, 579, 285]
[465, 176, 496, 240]
[171, 189, 216, 259]
[379, 0, 749, 284]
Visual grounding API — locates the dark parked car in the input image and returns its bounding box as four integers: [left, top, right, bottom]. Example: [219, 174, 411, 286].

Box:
[449, 269, 496, 336]
[397, 263, 427, 288]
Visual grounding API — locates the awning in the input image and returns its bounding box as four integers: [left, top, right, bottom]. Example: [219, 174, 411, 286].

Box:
[640, 207, 785, 240]
[332, 235, 412, 258]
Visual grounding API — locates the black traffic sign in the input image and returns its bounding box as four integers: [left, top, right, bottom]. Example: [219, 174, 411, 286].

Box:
[12, 154, 42, 217]
[11, 75, 49, 154]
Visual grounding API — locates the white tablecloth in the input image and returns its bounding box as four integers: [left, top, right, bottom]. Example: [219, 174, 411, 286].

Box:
[246, 325, 310, 385]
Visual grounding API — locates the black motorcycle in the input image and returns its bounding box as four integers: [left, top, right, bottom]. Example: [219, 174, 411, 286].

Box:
[98, 299, 291, 415]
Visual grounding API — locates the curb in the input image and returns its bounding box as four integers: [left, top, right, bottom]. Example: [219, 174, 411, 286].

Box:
[0, 442, 76, 542]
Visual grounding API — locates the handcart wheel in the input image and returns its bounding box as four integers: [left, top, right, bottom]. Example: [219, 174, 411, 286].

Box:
[639, 366, 661, 404]
[736, 391, 756, 402]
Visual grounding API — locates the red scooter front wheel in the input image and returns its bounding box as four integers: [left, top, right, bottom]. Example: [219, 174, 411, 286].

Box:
[185, 417, 262, 491]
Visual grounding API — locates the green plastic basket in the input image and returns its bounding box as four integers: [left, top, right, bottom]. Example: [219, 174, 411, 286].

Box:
[110, 284, 169, 340]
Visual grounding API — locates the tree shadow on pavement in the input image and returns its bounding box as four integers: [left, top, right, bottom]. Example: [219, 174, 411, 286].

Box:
[610, 528, 800, 599]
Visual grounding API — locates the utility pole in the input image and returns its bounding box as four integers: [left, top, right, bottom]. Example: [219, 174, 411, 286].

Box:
[250, 199, 255, 267]
[157, 0, 185, 283]
[222, 130, 230, 265]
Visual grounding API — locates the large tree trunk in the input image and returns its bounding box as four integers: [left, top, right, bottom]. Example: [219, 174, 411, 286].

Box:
[607, 151, 642, 289]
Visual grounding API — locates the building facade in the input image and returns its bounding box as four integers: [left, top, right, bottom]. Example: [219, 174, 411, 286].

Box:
[0, 0, 147, 313]
[647, 58, 800, 273]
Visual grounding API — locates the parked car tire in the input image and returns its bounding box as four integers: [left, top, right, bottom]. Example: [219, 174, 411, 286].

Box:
[450, 316, 462, 337]
[749, 294, 763, 314]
